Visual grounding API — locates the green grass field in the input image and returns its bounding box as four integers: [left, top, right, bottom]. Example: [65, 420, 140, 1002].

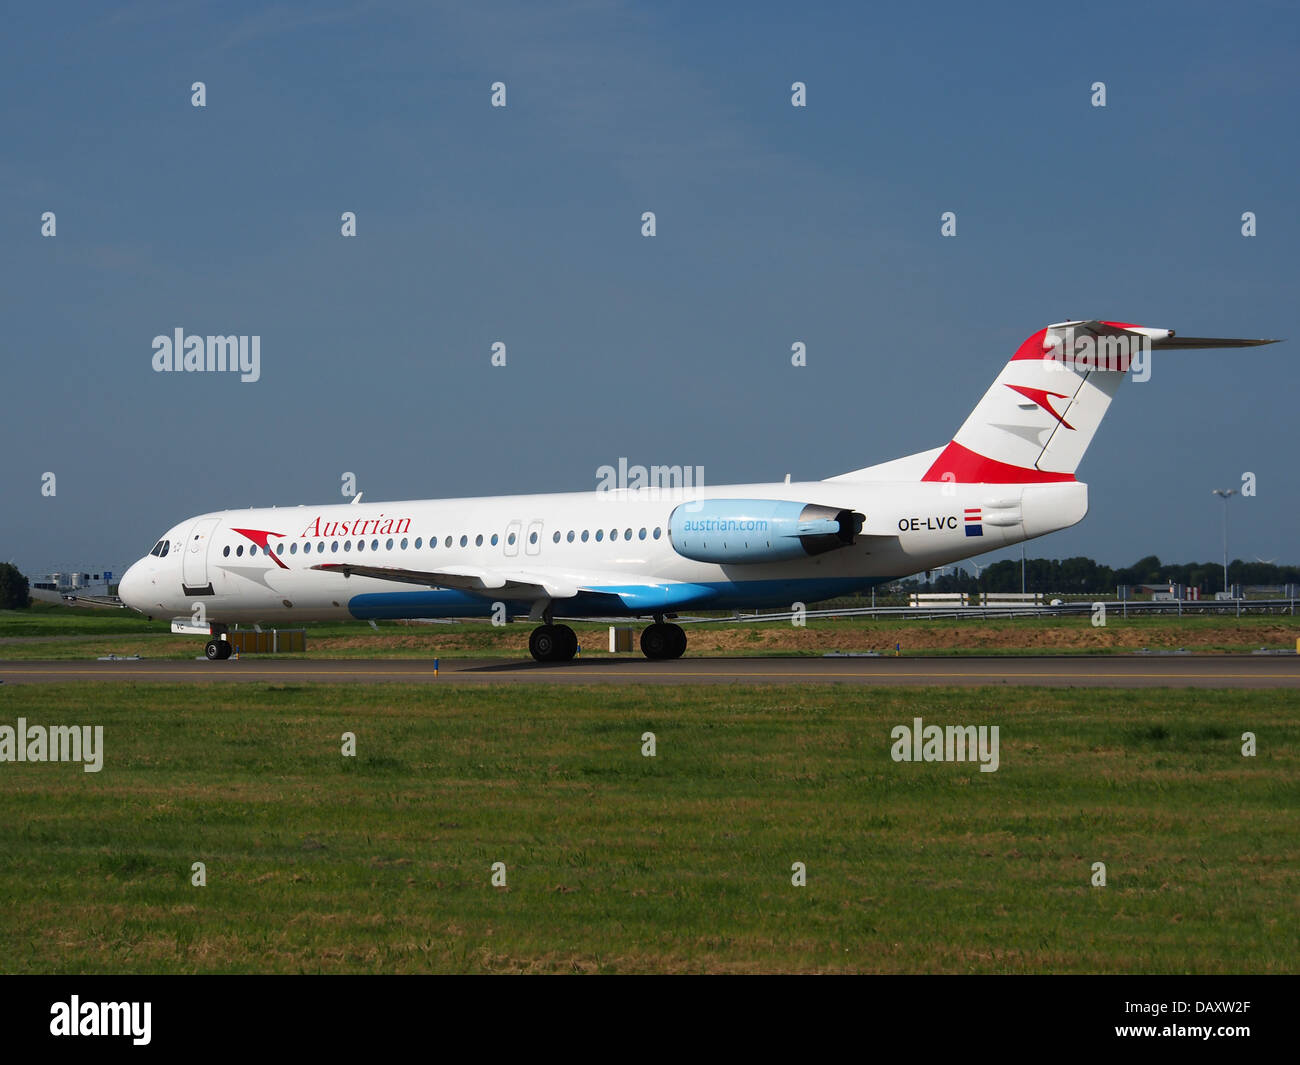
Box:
[3, 602, 1298, 660]
[1, 682, 1295, 973]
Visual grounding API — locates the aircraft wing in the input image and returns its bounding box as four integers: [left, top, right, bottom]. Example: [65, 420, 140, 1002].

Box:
[310, 562, 579, 600]
[308, 561, 716, 609]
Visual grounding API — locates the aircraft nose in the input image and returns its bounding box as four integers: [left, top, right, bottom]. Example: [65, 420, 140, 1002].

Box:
[117, 561, 148, 612]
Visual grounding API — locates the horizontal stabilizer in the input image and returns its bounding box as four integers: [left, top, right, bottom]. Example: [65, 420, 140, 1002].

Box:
[1052, 321, 1280, 351]
[1149, 335, 1280, 349]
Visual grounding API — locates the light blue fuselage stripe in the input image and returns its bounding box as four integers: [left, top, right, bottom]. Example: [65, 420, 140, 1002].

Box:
[346, 577, 897, 620]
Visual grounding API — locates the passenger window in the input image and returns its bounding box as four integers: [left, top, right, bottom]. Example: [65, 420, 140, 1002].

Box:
[595, 529, 604, 542]
[223, 546, 230, 557]
[290, 543, 297, 554]
[415, 537, 422, 549]
[276, 544, 284, 555]
[638, 528, 646, 540]
[476, 534, 484, 546]
[552, 531, 560, 543]
[445, 536, 452, 548]
[491, 533, 499, 546]
[581, 530, 589, 542]
[399, 538, 406, 549]
[459, 535, 468, 547]
[566, 530, 574, 543]
[236, 545, 244, 557]
[508, 532, 517, 545]
[653, 527, 661, 539]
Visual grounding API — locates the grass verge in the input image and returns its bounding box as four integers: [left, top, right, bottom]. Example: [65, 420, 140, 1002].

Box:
[1, 683, 1295, 972]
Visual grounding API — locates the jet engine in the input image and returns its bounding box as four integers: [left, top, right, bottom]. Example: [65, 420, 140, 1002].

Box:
[668, 499, 864, 564]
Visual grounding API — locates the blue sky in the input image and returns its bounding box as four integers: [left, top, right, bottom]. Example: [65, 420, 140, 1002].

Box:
[2, 0, 1296, 582]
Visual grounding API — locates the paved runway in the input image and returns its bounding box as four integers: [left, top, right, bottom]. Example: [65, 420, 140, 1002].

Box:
[1, 655, 1298, 687]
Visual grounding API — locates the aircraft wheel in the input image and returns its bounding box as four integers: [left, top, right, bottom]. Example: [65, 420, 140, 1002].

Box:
[641, 623, 672, 660]
[529, 625, 562, 663]
[205, 638, 230, 661]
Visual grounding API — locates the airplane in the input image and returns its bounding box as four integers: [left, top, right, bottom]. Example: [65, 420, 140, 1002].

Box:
[117, 319, 1278, 662]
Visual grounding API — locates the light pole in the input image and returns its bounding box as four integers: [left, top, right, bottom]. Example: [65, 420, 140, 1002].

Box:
[1212, 488, 1237, 595]
[969, 559, 985, 609]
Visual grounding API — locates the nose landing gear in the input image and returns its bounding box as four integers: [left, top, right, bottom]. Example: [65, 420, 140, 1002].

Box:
[204, 637, 232, 660]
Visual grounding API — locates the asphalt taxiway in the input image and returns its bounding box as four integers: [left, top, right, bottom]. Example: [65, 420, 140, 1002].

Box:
[1, 655, 1298, 688]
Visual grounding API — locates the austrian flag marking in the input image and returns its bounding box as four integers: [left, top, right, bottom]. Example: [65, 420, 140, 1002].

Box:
[964, 508, 983, 537]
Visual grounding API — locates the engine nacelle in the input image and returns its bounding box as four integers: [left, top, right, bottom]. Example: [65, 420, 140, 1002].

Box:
[668, 499, 864, 564]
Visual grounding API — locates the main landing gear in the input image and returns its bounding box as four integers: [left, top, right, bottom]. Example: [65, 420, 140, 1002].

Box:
[527, 619, 688, 662]
[529, 624, 578, 663]
[640, 621, 687, 660]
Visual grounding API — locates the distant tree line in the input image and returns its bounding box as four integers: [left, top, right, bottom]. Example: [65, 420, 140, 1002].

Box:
[0, 562, 30, 609]
[903, 556, 1300, 595]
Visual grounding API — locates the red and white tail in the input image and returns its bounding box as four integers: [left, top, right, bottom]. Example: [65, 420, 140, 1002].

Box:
[830, 320, 1278, 485]
[925, 320, 1278, 484]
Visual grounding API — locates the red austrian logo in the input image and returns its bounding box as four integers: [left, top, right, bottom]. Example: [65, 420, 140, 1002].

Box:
[232, 527, 289, 569]
[1005, 384, 1075, 430]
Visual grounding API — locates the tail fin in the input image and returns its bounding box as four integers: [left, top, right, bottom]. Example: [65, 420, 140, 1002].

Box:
[916, 320, 1277, 485]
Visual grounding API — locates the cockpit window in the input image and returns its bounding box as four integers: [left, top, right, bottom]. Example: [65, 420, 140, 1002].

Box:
[149, 539, 170, 557]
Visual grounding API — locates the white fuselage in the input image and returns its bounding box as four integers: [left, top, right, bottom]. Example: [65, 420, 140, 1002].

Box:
[117, 479, 1087, 624]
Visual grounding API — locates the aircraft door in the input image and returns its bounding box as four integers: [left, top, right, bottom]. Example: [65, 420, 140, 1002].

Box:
[182, 517, 220, 594]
